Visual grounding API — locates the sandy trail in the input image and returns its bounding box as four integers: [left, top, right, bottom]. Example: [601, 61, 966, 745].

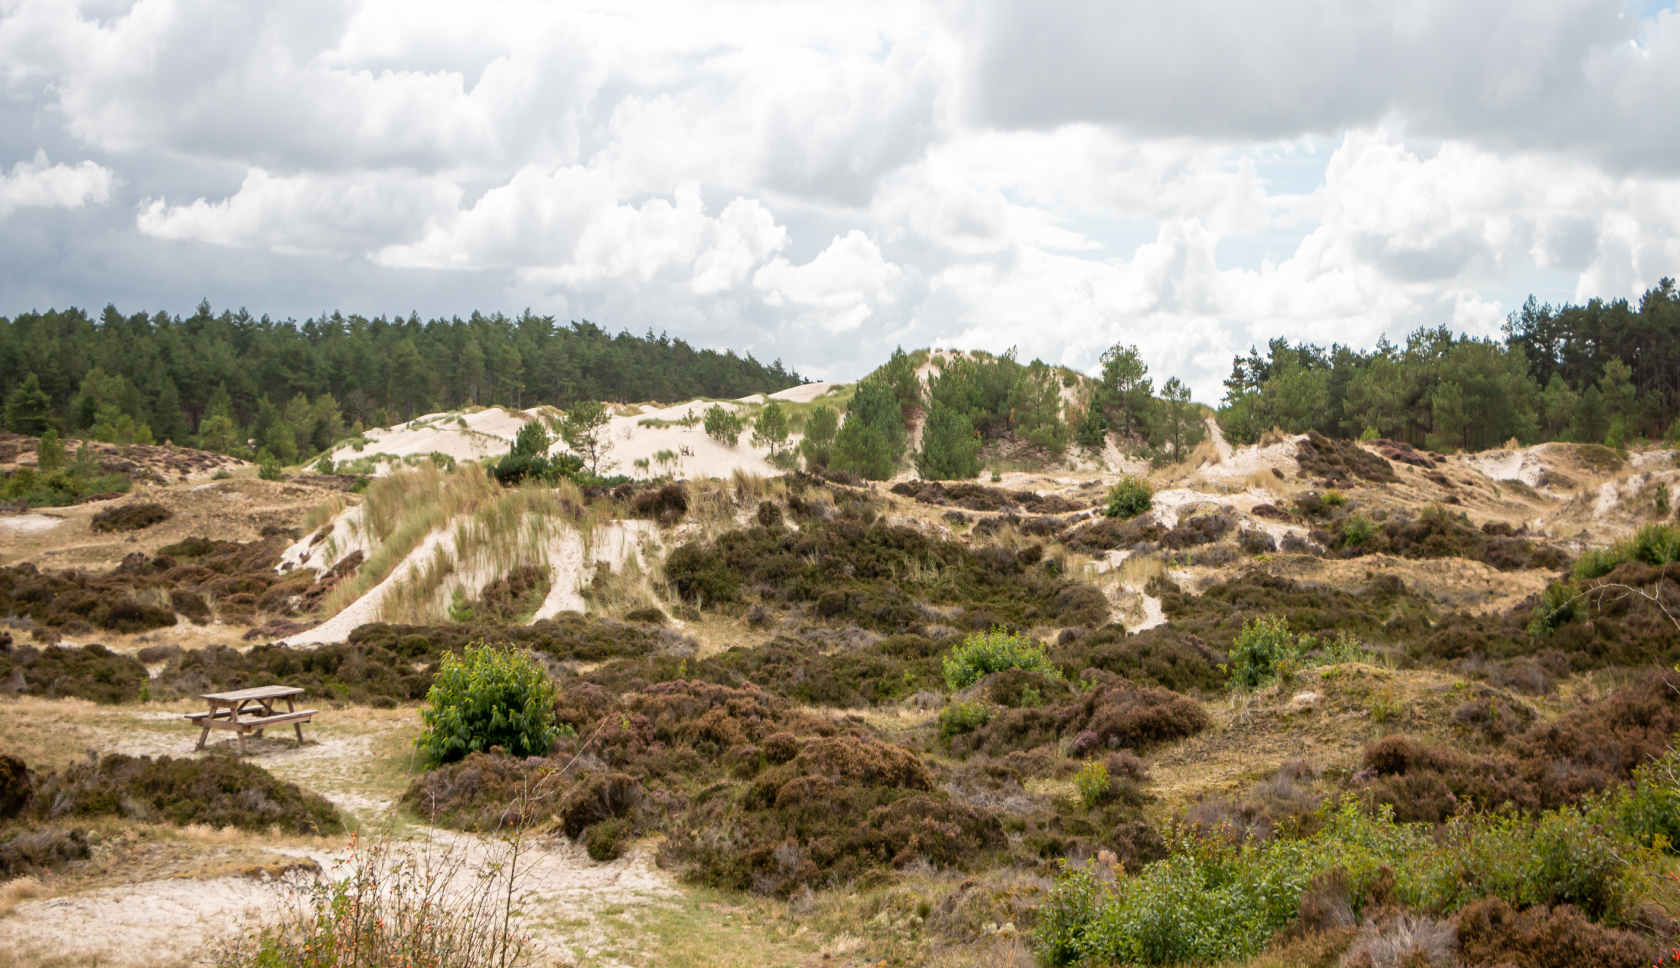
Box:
[531, 528, 588, 619]
[0, 837, 678, 968]
[0, 513, 64, 534]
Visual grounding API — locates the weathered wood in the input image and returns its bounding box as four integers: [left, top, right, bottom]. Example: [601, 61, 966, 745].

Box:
[191, 687, 314, 752]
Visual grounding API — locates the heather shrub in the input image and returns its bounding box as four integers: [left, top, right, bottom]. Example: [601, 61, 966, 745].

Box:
[418, 644, 561, 763]
[943, 628, 1061, 690]
[1454, 897, 1654, 968]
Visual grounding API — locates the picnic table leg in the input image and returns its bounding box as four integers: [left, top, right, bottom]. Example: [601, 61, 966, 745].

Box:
[197, 725, 209, 750]
[294, 722, 305, 746]
[237, 729, 247, 756]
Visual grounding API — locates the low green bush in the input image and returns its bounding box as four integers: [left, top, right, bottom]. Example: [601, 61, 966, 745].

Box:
[1037, 797, 1638, 966]
[1104, 476, 1153, 520]
[943, 628, 1061, 690]
[418, 644, 560, 763]
[1573, 523, 1680, 579]
[1074, 760, 1111, 809]
[1225, 616, 1370, 689]
[1341, 513, 1374, 546]
[938, 699, 990, 738]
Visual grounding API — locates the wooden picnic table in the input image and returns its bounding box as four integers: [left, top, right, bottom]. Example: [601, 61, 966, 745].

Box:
[186, 685, 317, 755]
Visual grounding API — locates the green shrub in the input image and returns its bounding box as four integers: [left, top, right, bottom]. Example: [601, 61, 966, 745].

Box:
[1632, 523, 1680, 565]
[1074, 760, 1111, 809]
[1225, 616, 1367, 688]
[1341, 513, 1374, 546]
[1104, 476, 1153, 520]
[418, 644, 560, 763]
[1573, 547, 1624, 580]
[703, 404, 744, 446]
[1605, 745, 1680, 851]
[1322, 489, 1346, 507]
[1226, 615, 1297, 689]
[938, 699, 991, 738]
[258, 452, 284, 481]
[942, 629, 1061, 690]
[1037, 797, 1638, 967]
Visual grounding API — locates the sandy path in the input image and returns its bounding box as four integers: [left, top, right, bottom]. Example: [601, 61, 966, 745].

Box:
[0, 513, 65, 535]
[0, 837, 679, 968]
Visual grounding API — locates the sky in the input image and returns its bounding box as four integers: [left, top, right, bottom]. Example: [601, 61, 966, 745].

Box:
[3, 0, 1680, 402]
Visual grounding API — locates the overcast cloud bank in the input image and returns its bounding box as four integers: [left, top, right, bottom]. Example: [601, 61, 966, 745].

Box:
[2, 0, 1679, 399]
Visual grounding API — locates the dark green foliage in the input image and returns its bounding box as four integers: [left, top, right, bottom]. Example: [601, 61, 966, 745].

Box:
[10, 753, 341, 835]
[90, 502, 172, 532]
[1226, 615, 1298, 689]
[831, 378, 905, 479]
[751, 400, 790, 456]
[1157, 570, 1435, 650]
[915, 404, 981, 480]
[926, 350, 1069, 456]
[798, 405, 838, 469]
[4, 372, 52, 435]
[491, 419, 587, 485]
[624, 480, 688, 526]
[1104, 476, 1152, 519]
[418, 644, 561, 763]
[938, 700, 990, 738]
[703, 404, 745, 446]
[0, 642, 150, 703]
[0, 306, 803, 446]
[0, 754, 32, 819]
[665, 543, 742, 606]
[889, 479, 1093, 514]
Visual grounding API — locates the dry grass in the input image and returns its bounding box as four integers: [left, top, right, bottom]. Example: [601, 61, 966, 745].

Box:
[324, 463, 505, 615]
[0, 877, 44, 917]
[301, 492, 355, 533]
[582, 552, 659, 619]
[1117, 554, 1167, 587]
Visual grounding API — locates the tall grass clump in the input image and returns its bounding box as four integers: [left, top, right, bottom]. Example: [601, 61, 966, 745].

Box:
[418, 644, 560, 764]
[1037, 797, 1639, 966]
[942, 628, 1061, 690]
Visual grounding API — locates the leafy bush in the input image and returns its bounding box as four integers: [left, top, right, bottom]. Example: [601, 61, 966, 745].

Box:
[938, 699, 991, 738]
[418, 645, 560, 763]
[1573, 523, 1680, 579]
[1341, 513, 1375, 546]
[1074, 760, 1112, 809]
[1322, 489, 1346, 507]
[1225, 616, 1369, 689]
[1104, 476, 1153, 519]
[1037, 797, 1640, 967]
[943, 628, 1061, 690]
[1226, 615, 1297, 689]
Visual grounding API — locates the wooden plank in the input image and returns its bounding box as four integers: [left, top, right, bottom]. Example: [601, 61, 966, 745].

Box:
[239, 710, 318, 728]
[200, 686, 305, 702]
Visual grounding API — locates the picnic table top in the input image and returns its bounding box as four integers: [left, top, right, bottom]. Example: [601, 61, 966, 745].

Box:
[201, 685, 305, 703]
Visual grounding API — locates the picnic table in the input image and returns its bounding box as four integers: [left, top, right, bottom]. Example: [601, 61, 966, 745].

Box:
[185, 686, 317, 755]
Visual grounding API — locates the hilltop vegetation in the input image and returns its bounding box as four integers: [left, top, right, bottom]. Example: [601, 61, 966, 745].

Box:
[0, 303, 804, 468]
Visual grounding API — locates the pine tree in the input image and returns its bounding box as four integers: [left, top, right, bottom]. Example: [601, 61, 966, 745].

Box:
[799, 406, 838, 469]
[915, 405, 980, 480]
[831, 420, 893, 480]
[4, 373, 52, 435]
[751, 401, 789, 456]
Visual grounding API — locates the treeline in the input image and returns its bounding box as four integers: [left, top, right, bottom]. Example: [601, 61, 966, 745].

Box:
[0, 301, 804, 460]
[1217, 279, 1680, 451]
